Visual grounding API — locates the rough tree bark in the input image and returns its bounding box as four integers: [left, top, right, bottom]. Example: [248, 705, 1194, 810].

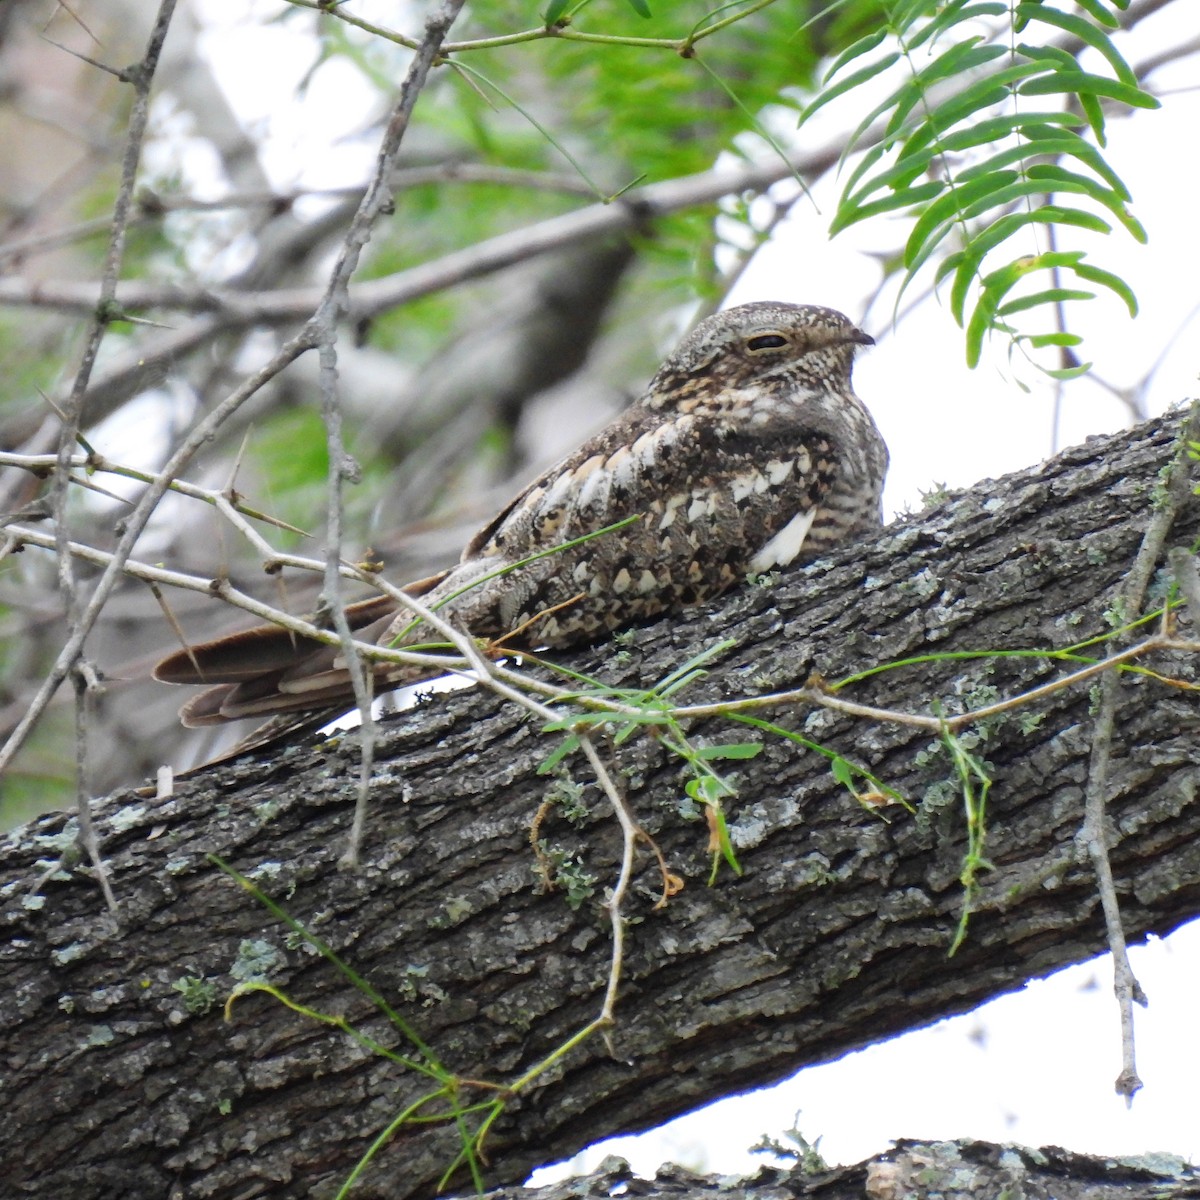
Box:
[2, 410, 1199, 1200]
[491, 1142, 1200, 1200]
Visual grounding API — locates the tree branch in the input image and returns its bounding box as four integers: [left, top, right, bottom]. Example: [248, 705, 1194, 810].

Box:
[2, 410, 1199, 1198]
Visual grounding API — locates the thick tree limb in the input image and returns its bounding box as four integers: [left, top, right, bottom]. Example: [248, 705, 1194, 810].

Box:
[2, 410, 1199, 1199]
[501, 1141, 1200, 1200]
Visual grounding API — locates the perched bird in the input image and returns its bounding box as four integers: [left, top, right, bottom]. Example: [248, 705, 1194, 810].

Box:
[155, 301, 888, 731]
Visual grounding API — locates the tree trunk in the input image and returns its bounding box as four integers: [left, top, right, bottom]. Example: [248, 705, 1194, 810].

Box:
[2, 410, 1199, 1200]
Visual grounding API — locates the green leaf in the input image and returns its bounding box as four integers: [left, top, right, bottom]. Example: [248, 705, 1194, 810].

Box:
[1016, 40, 1081, 72]
[693, 742, 764, 761]
[949, 207, 1114, 324]
[832, 179, 943, 235]
[948, 111, 1088, 148]
[1024, 163, 1145, 239]
[1018, 69, 1160, 111]
[858, 112, 1083, 204]
[537, 735, 580, 775]
[959, 219, 1115, 361]
[543, 0, 571, 25]
[954, 136, 1128, 197]
[912, 39, 1007, 91]
[1022, 127, 1132, 197]
[996, 287, 1094, 316]
[889, 0, 939, 32]
[908, 1, 1008, 51]
[821, 27, 890, 84]
[830, 756, 856, 790]
[910, 60, 1046, 133]
[653, 639, 737, 698]
[727, 714, 910, 808]
[883, 41, 1009, 144]
[965, 274, 1017, 366]
[1023, 331, 1084, 349]
[839, 137, 902, 206]
[708, 804, 743, 877]
[949, 247, 985, 327]
[1070, 259, 1138, 315]
[903, 171, 1018, 269]
[1013, 3, 1136, 84]
[1080, 92, 1107, 144]
[954, 179, 1110, 230]
[1072, 0, 1120, 27]
[623, 0, 652, 16]
[1043, 361, 1094, 380]
[799, 51, 901, 127]
[842, 70, 940, 161]
[686, 775, 733, 804]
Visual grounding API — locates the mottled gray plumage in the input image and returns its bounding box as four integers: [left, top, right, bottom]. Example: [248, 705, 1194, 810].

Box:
[156, 301, 888, 728]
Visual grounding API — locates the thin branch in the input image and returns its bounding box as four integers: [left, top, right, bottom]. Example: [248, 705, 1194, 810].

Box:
[46, 0, 179, 902]
[70, 661, 118, 914]
[0, 150, 841, 324]
[0, 450, 310, 539]
[0, 167, 594, 268]
[576, 736, 642, 1024]
[1080, 401, 1200, 1102]
[299, 0, 469, 868]
[0, 332, 315, 775]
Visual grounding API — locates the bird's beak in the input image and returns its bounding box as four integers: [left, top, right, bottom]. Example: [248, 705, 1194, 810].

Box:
[851, 327, 875, 347]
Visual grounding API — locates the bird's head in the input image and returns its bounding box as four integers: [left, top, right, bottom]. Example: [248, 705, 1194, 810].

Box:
[645, 301, 873, 410]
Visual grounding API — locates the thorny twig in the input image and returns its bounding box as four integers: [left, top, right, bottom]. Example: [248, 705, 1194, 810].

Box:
[322, 568, 644, 1068]
[298, 0, 469, 867]
[0, 335, 318, 777]
[48, 0, 179, 914]
[0, 450, 310, 539]
[6, 496, 648, 1037]
[7, 521, 1200, 754]
[1082, 400, 1200, 1103]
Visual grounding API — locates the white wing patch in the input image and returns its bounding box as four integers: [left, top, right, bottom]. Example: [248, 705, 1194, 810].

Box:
[729, 471, 763, 502]
[765, 458, 795, 486]
[748, 508, 817, 573]
[573, 453, 610, 511]
[656, 494, 686, 530]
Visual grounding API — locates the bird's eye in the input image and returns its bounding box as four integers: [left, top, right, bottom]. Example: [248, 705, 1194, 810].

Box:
[746, 333, 788, 352]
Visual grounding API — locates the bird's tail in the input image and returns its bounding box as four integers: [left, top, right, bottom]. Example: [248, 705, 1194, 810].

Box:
[153, 571, 451, 728]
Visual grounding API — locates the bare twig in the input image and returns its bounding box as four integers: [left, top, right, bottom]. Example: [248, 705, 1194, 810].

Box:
[577, 736, 637, 1026]
[0, 151, 843, 324]
[70, 661, 118, 914]
[0, 333, 316, 775]
[1081, 401, 1200, 1103]
[293, 0, 470, 868]
[0, 167, 595, 269]
[46, 0, 179, 904]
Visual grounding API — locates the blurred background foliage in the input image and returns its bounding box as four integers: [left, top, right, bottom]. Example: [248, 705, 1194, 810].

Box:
[0, 0, 1179, 817]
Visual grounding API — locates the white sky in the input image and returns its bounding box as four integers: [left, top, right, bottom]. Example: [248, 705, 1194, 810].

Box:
[190, 0, 1200, 1181]
[537, 922, 1200, 1180]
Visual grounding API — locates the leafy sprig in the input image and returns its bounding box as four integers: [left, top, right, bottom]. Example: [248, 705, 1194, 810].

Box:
[801, 0, 1158, 371]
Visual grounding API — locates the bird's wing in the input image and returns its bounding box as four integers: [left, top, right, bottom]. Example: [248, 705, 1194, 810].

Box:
[372, 408, 846, 658]
[467, 407, 842, 574]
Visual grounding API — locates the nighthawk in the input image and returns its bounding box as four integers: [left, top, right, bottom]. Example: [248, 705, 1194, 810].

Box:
[155, 301, 889, 728]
